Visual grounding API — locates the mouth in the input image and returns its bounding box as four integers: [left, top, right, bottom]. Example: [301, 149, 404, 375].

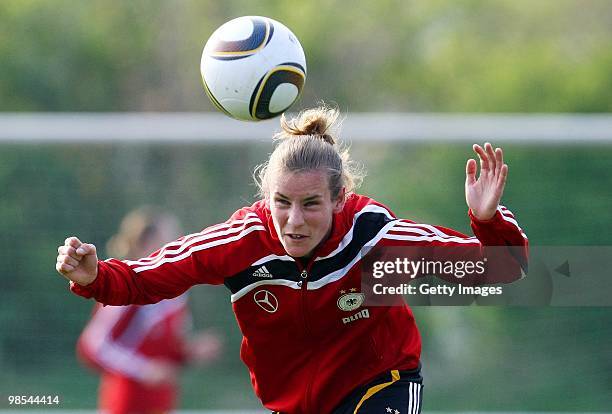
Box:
[285, 233, 309, 241]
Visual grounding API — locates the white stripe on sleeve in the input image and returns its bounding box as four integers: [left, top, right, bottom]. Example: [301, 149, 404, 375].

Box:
[126, 214, 261, 267]
[130, 223, 265, 273]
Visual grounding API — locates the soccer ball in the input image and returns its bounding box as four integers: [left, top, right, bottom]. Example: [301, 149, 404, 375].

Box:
[200, 16, 307, 121]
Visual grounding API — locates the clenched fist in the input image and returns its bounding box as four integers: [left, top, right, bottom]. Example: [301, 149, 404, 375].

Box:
[56, 236, 99, 286]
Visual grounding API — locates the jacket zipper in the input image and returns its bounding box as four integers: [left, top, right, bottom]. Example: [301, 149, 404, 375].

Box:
[296, 257, 319, 414]
[296, 264, 311, 335]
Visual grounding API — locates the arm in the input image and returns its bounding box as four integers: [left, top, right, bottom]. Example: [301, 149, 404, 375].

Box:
[76, 304, 178, 385]
[57, 209, 264, 305]
[59, 236, 213, 305]
[465, 142, 528, 276]
[381, 143, 528, 283]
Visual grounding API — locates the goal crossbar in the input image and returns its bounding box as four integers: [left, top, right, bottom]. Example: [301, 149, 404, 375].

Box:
[1, 113, 611, 143]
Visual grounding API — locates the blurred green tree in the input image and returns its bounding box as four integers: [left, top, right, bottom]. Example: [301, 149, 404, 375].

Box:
[1, 0, 611, 112]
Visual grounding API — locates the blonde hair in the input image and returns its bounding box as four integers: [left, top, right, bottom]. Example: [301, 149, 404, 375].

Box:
[254, 105, 365, 199]
[106, 206, 180, 259]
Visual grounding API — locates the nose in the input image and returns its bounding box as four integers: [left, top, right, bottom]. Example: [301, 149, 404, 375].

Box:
[287, 205, 305, 227]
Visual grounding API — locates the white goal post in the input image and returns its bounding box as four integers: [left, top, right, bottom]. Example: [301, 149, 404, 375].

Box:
[0, 113, 611, 143]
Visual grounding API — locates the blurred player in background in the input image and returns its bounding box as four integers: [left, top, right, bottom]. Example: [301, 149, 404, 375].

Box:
[76, 207, 222, 414]
[58, 107, 528, 414]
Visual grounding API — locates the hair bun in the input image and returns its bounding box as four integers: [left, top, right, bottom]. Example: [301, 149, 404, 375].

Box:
[256, 104, 365, 201]
[277, 105, 339, 145]
[302, 116, 327, 135]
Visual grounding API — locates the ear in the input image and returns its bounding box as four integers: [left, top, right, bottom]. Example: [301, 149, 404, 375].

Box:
[332, 187, 346, 213]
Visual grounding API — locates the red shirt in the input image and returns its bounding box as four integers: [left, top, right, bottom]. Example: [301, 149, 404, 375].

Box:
[77, 296, 189, 414]
[72, 194, 528, 413]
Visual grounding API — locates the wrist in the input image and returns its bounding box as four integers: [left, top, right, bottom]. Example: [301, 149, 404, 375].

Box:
[76, 274, 97, 287]
[469, 208, 498, 223]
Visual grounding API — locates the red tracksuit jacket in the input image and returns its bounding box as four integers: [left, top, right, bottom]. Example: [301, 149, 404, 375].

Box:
[71, 194, 528, 413]
[77, 296, 189, 414]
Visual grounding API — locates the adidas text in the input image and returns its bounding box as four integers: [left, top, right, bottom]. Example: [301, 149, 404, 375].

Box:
[252, 266, 273, 278]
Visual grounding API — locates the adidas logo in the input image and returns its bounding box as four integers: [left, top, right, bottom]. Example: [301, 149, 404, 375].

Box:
[252, 265, 273, 278]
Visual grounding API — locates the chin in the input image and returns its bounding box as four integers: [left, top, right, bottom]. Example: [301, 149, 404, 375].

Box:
[283, 244, 312, 258]
[286, 248, 307, 258]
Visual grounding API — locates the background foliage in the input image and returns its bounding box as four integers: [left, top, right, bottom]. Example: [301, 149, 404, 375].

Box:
[1, 0, 612, 112]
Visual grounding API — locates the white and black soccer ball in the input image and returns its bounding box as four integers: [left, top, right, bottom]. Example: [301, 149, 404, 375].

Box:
[200, 16, 307, 121]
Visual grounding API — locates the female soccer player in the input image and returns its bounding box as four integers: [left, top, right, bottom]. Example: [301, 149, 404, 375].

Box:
[56, 106, 528, 414]
[76, 207, 222, 414]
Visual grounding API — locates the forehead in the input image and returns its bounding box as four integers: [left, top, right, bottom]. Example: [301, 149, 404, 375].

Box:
[271, 170, 330, 198]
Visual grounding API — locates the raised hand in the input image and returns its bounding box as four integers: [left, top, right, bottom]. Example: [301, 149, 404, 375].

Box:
[140, 360, 178, 386]
[56, 236, 99, 286]
[465, 142, 508, 221]
[187, 330, 223, 365]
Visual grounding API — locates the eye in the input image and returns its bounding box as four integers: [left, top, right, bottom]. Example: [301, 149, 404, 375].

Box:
[275, 198, 290, 206]
[304, 201, 319, 207]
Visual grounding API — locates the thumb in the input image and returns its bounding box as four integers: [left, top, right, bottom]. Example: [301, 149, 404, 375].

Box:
[465, 158, 477, 186]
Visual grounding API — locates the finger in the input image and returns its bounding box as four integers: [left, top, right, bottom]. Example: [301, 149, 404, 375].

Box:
[76, 243, 97, 256]
[59, 246, 82, 261]
[59, 254, 80, 268]
[473, 144, 489, 172]
[497, 164, 508, 188]
[56, 261, 76, 274]
[65, 237, 82, 249]
[484, 142, 496, 172]
[465, 158, 477, 185]
[495, 147, 503, 174]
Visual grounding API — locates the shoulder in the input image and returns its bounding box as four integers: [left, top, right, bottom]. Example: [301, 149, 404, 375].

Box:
[342, 193, 397, 222]
[207, 199, 269, 231]
[187, 200, 278, 274]
[328, 194, 397, 243]
[227, 199, 267, 220]
[195, 200, 271, 249]
[313, 194, 398, 258]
